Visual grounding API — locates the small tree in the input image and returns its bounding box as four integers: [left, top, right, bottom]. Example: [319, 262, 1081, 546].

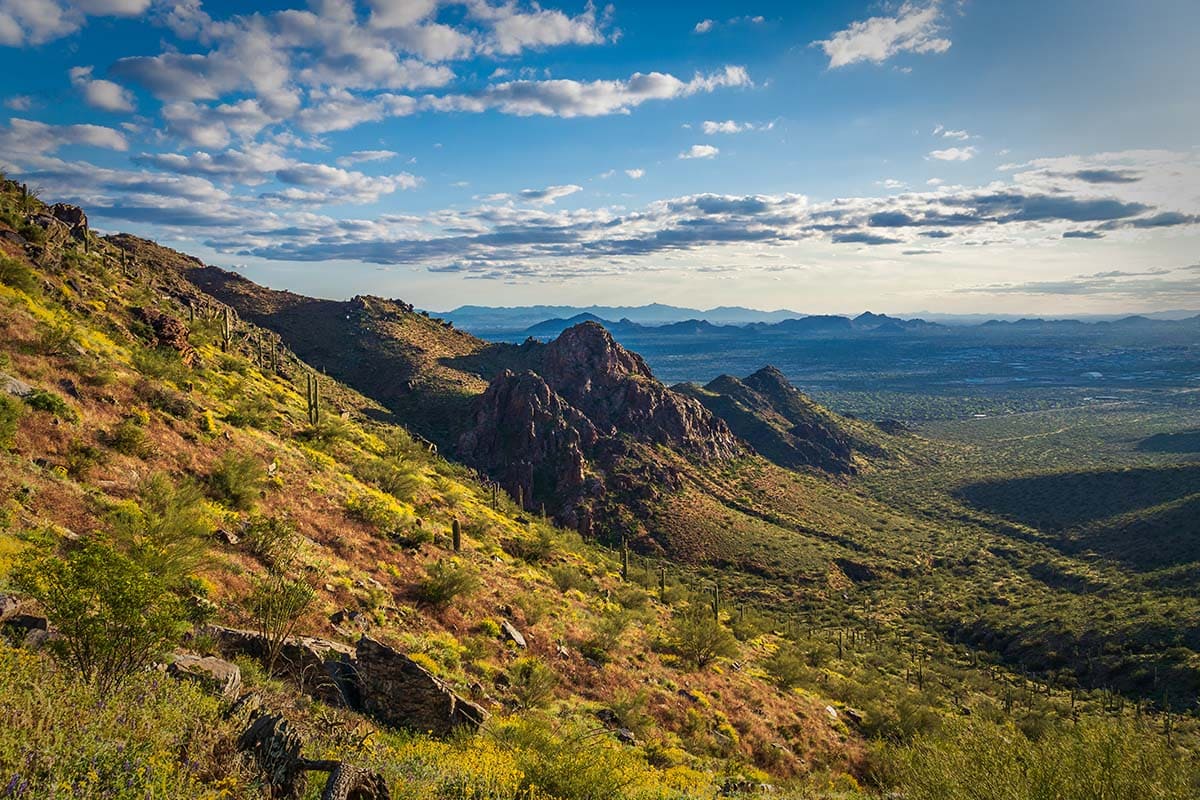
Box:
[247, 570, 316, 674]
[668, 607, 738, 670]
[11, 538, 188, 693]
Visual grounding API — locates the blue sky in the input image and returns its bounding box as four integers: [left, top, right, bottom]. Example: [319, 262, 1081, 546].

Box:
[0, 0, 1197, 314]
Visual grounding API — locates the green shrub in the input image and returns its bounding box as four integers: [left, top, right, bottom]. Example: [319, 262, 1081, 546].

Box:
[763, 644, 808, 690]
[206, 451, 265, 511]
[415, 559, 479, 609]
[38, 322, 78, 356]
[878, 717, 1199, 800]
[667, 608, 738, 670]
[503, 527, 555, 563]
[579, 608, 632, 665]
[108, 474, 212, 587]
[0, 393, 21, 449]
[353, 456, 423, 502]
[24, 388, 76, 421]
[0, 254, 38, 293]
[134, 380, 193, 418]
[246, 570, 316, 674]
[506, 656, 558, 710]
[65, 438, 107, 478]
[242, 513, 300, 568]
[10, 538, 189, 693]
[549, 563, 594, 594]
[102, 416, 148, 456]
[132, 345, 189, 384]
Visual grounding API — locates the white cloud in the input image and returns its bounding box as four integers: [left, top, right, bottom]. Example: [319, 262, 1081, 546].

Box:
[69, 65, 135, 112]
[470, 0, 613, 55]
[3, 94, 32, 110]
[625, 168, 644, 179]
[814, 2, 951, 68]
[427, 65, 751, 118]
[702, 119, 772, 134]
[336, 149, 399, 166]
[0, 117, 128, 156]
[0, 0, 146, 46]
[680, 144, 719, 160]
[928, 146, 976, 161]
[481, 183, 582, 206]
[694, 19, 714, 33]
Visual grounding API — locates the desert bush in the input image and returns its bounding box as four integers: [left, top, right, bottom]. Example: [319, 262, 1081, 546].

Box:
[353, 456, 423, 503]
[503, 526, 555, 563]
[0, 254, 38, 293]
[64, 439, 107, 478]
[877, 716, 1199, 800]
[134, 379, 193, 418]
[206, 451, 265, 511]
[246, 570, 316, 674]
[507, 656, 558, 710]
[579, 608, 632, 665]
[667, 608, 738, 670]
[10, 537, 189, 693]
[38, 322, 78, 356]
[24, 388, 76, 421]
[242, 513, 300, 568]
[0, 393, 21, 449]
[131, 345, 189, 384]
[415, 559, 479, 608]
[764, 644, 808, 690]
[549, 563, 594, 594]
[102, 416, 148, 456]
[108, 474, 211, 589]
[0, 641, 235, 799]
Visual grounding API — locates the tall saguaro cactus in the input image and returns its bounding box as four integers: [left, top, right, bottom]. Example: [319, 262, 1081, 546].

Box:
[306, 372, 321, 427]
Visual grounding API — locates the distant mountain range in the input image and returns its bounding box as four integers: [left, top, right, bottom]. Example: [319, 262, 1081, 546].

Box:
[493, 310, 1200, 342]
[439, 304, 1200, 333]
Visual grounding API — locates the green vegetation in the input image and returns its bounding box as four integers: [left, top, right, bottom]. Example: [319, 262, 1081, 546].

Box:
[415, 559, 480, 608]
[206, 451, 265, 511]
[10, 537, 188, 693]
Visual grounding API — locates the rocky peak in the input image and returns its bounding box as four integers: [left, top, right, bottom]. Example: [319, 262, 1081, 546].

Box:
[539, 322, 654, 390]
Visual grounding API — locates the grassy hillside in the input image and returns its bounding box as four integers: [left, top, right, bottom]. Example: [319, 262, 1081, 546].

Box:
[0, 178, 1197, 798]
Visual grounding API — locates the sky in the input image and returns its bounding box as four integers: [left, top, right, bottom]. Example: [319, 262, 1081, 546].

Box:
[0, 0, 1198, 315]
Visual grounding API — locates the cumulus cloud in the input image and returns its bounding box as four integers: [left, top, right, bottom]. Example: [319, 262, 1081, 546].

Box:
[680, 144, 719, 159]
[929, 146, 976, 161]
[3, 94, 32, 110]
[427, 65, 751, 117]
[472, 0, 614, 55]
[481, 183, 582, 205]
[815, 2, 951, 68]
[0, 0, 149, 47]
[694, 19, 714, 33]
[701, 119, 773, 134]
[0, 117, 127, 156]
[625, 168, 644, 179]
[336, 149, 399, 166]
[69, 65, 135, 112]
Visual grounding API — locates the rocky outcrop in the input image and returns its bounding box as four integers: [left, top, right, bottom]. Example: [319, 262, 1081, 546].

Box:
[134, 307, 199, 367]
[356, 636, 485, 736]
[676, 366, 863, 475]
[167, 653, 242, 698]
[205, 625, 357, 705]
[457, 323, 740, 532]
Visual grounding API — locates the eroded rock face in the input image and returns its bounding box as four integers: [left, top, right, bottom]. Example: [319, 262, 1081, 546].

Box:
[356, 636, 485, 736]
[134, 307, 199, 367]
[167, 654, 242, 698]
[205, 625, 357, 705]
[457, 323, 740, 533]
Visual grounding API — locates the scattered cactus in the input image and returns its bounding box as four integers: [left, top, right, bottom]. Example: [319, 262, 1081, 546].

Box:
[452, 518, 462, 552]
[305, 371, 321, 427]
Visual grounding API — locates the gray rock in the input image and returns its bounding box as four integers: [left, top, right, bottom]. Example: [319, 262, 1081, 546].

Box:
[500, 619, 526, 648]
[168, 654, 243, 698]
[0, 373, 32, 398]
[356, 636, 485, 736]
[205, 625, 357, 706]
[0, 594, 18, 622]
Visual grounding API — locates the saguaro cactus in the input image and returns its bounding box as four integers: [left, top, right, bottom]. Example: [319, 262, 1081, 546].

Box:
[452, 518, 462, 552]
[221, 307, 233, 352]
[305, 372, 321, 427]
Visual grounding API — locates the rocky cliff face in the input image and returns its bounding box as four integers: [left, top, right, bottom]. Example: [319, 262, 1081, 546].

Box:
[676, 366, 861, 475]
[457, 322, 741, 534]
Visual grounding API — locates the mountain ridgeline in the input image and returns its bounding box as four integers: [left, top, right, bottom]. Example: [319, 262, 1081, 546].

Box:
[120, 238, 889, 544]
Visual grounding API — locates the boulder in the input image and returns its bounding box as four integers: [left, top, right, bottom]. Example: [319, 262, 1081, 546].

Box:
[0, 594, 18, 622]
[168, 654, 242, 698]
[205, 625, 357, 706]
[500, 619, 526, 648]
[0, 373, 32, 398]
[356, 636, 485, 736]
[133, 307, 199, 367]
